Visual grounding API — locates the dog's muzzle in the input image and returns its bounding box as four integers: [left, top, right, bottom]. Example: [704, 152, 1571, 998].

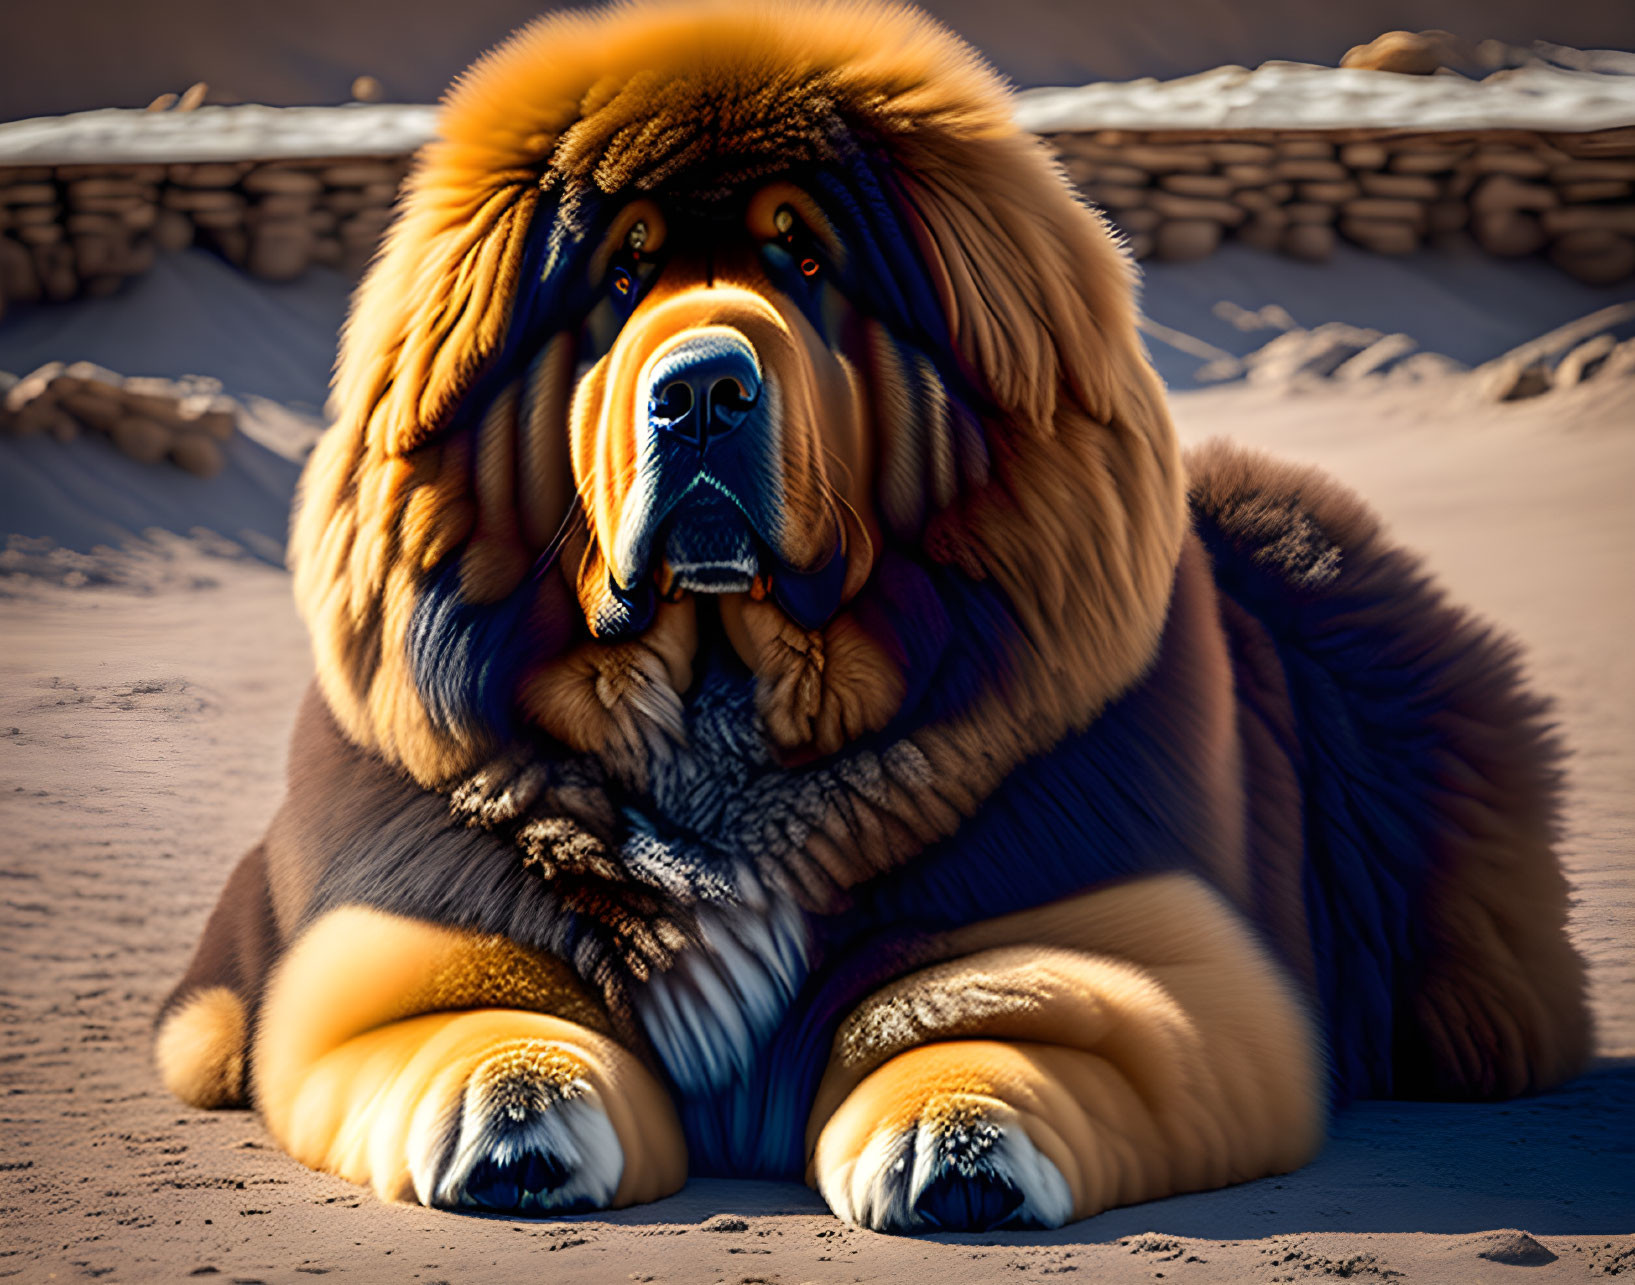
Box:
[603, 326, 848, 635]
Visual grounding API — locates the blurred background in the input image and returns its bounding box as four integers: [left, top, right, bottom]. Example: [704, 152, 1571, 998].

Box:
[5, 0, 1635, 118]
[2, 4, 1633, 1282]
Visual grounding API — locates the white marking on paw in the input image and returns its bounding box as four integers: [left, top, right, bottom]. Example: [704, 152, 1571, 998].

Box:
[823, 1100, 1073, 1234]
[407, 1045, 623, 1213]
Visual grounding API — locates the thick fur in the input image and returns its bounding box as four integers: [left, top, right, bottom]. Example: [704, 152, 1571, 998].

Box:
[156, 0, 1589, 1233]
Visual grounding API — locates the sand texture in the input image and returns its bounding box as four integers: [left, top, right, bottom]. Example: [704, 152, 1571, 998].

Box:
[2, 253, 1633, 1280]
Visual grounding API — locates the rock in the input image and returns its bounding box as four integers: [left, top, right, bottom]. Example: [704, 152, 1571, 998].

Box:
[1549, 230, 1635, 285]
[1389, 351, 1467, 382]
[1279, 139, 1334, 160]
[1123, 231, 1153, 260]
[169, 432, 226, 478]
[1299, 181, 1359, 204]
[1086, 184, 1149, 211]
[1555, 333, 1618, 385]
[321, 162, 399, 187]
[0, 236, 40, 304]
[1470, 1232, 1558, 1267]
[351, 75, 385, 103]
[1281, 222, 1335, 261]
[117, 377, 185, 421]
[1247, 322, 1382, 384]
[1234, 188, 1276, 211]
[21, 402, 80, 441]
[1237, 208, 1289, 251]
[1286, 202, 1336, 224]
[110, 413, 174, 464]
[82, 273, 123, 299]
[1342, 197, 1427, 226]
[701, 1215, 749, 1232]
[207, 227, 248, 266]
[340, 209, 394, 243]
[1390, 148, 1467, 174]
[1552, 159, 1635, 183]
[58, 388, 124, 432]
[1341, 30, 1453, 75]
[1341, 218, 1420, 254]
[1222, 163, 1275, 186]
[176, 82, 209, 112]
[120, 203, 158, 232]
[1358, 172, 1440, 199]
[1209, 142, 1274, 165]
[1469, 148, 1551, 178]
[1562, 181, 1633, 203]
[191, 207, 246, 231]
[17, 224, 65, 246]
[4, 361, 64, 413]
[1482, 358, 1553, 402]
[153, 209, 195, 252]
[250, 193, 316, 221]
[1333, 332, 1418, 379]
[1275, 158, 1348, 182]
[12, 204, 61, 225]
[1112, 146, 1213, 174]
[1428, 201, 1468, 233]
[0, 183, 57, 206]
[311, 235, 343, 269]
[71, 232, 125, 276]
[163, 188, 244, 213]
[247, 221, 315, 281]
[1340, 142, 1389, 169]
[177, 393, 237, 440]
[1090, 162, 1149, 187]
[61, 361, 124, 392]
[1471, 175, 1558, 214]
[243, 167, 324, 196]
[1112, 206, 1160, 232]
[1473, 210, 1546, 256]
[1151, 192, 1244, 225]
[32, 242, 77, 300]
[1544, 206, 1635, 236]
[1161, 173, 1235, 199]
[1154, 218, 1222, 261]
[170, 162, 243, 188]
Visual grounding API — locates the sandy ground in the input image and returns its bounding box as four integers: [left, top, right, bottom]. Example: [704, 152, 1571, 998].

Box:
[2, 362, 1632, 1282]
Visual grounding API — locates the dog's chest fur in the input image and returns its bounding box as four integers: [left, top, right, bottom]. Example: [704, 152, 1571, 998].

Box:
[618, 667, 819, 1097]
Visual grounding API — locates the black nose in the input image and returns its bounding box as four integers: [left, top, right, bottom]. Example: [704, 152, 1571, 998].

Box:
[646, 331, 762, 449]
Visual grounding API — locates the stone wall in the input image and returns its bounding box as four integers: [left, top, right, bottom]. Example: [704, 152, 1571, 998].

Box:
[0, 156, 409, 311]
[1050, 126, 1635, 284]
[2, 125, 1634, 314]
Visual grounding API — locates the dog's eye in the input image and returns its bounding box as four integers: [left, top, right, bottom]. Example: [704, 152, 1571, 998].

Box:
[800, 257, 820, 278]
[611, 266, 634, 298]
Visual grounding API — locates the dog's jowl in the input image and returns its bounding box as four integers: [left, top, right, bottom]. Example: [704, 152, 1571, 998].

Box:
[155, 0, 1590, 1233]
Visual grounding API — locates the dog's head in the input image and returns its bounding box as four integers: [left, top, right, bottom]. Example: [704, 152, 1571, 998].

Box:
[293, 0, 1185, 789]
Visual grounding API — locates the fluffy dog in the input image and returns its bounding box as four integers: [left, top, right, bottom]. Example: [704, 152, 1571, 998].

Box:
[155, 0, 1590, 1231]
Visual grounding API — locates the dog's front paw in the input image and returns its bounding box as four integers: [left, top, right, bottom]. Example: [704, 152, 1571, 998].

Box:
[817, 1090, 1072, 1234]
[410, 1039, 623, 1213]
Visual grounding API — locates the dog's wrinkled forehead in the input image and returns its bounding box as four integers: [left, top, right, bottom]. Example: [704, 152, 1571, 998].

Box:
[551, 63, 847, 199]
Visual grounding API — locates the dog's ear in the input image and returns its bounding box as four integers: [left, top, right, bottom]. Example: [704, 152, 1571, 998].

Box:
[335, 167, 541, 460]
[890, 133, 1164, 442]
[877, 129, 1187, 738]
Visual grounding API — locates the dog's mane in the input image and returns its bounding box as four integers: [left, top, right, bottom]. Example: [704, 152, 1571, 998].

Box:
[289, 0, 1186, 884]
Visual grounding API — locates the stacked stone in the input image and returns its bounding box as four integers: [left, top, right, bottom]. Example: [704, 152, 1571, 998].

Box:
[1053, 126, 1635, 283]
[0, 154, 408, 310]
[0, 361, 236, 477]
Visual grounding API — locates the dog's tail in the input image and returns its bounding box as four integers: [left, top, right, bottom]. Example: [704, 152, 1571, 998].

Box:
[1185, 439, 1591, 1103]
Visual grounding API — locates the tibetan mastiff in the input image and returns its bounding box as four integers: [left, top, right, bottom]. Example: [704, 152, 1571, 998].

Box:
[155, 0, 1590, 1232]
